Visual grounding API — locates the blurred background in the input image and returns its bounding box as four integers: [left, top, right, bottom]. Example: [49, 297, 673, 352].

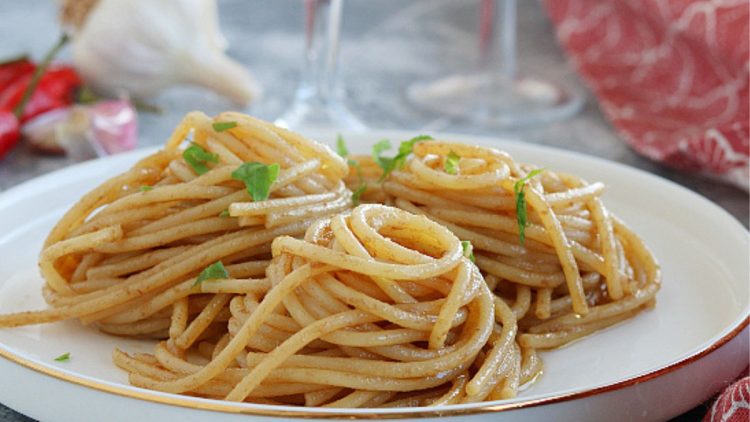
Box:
[1, 1, 592, 138]
[0, 0, 749, 420]
[1, 2, 747, 213]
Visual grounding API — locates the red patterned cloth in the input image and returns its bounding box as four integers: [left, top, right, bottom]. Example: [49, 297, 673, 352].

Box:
[544, 0, 749, 190]
[704, 376, 750, 422]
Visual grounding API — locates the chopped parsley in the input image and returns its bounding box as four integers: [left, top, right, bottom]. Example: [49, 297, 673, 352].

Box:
[349, 169, 367, 206]
[444, 150, 460, 175]
[335, 134, 367, 206]
[371, 139, 393, 174]
[395, 135, 432, 165]
[194, 261, 229, 286]
[139, 185, 153, 192]
[513, 169, 545, 245]
[212, 121, 237, 132]
[183, 143, 219, 175]
[54, 352, 70, 362]
[336, 133, 349, 158]
[461, 240, 475, 263]
[373, 135, 433, 181]
[231, 162, 280, 202]
[219, 209, 230, 218]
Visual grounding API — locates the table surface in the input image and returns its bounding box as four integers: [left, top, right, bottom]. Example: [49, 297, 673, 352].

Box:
[0, 1, 745, 421]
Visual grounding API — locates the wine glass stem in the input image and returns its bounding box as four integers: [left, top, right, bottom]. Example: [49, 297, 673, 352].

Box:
[478, 0, 517, 80]
[498, 0, 517, 80]
[302, 0, 342, 102]
[478, 0, 494, 72]
[275, 0, 364, 131]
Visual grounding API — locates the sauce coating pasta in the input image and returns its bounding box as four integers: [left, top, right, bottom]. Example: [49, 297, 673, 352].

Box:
[0, 113, 659, 408]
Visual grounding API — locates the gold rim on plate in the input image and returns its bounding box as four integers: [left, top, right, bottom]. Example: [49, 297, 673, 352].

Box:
[0, 316, 747, 419]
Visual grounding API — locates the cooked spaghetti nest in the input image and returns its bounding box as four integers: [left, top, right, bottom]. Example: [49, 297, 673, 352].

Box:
[114, 204, 541, 406]
[0, 111, 350, 339]
[374, 140, 661, 349]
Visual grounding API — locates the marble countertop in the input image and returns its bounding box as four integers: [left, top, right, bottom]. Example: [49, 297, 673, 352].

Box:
[0, 0, 746, 420]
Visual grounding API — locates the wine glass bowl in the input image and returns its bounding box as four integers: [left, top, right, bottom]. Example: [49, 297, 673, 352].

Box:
[407, 73, 583, 127]
[406, 0, 583, 128]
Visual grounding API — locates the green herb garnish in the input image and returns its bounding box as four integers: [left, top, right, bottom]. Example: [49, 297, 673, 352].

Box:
[212, 121, 237, 132]
[395, 135, 432, 164]
[445, 150, 460, 175]
[513, 169, 545, 245]
[371, 139, 393, 173]
[336, 135, 367, 205]
[54, 352, 70, 362]
[336, 133, 349, 158]
[219, 209, 230, 218]
[232, 162, 280, 202]
[194, 261, 229, 286]
[350, 161, 367, 206]
[183, 143, 219, 175]
[373, 135, 433, 181]
[461, 240, 475, 263]
[139, 185, 153, 192]
[351, 183, 367, 206]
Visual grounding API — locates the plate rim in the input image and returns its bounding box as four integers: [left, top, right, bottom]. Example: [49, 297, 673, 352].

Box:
[0, 130, 748, 418]
[0, 317, 747, 419]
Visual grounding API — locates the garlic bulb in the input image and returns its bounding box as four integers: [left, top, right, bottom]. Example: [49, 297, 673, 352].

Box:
[68, 0, 261, 105]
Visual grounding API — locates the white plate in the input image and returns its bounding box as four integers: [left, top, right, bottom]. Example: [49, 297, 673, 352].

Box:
[0, 130, 747, 422]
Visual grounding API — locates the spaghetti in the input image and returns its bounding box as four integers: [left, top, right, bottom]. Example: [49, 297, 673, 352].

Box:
[376, 140, 661, 350]
[0, 111, 349, 339]
[0, 114, 659, 408]
[115, 204, 538, 405]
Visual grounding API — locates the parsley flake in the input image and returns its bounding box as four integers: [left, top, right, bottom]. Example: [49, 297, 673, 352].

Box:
[219, 209, 230, 218]
[183, 143, 219, 175]
[351, 183, 367, 206]
[336, 134, 349, 158]
[349, 160, 367, 206]
[513, 169, 545, 245]
[231, 162, 280, 202]
[373, 135, 433, 182]
[371, 139, 393, 173]
[54, 352, 70, 362]
[139, 185, 153, 192]
[397, 135, 432, 160]
[445, 150, 460, 175]
[461, 240, 476, 263]
[194, 261, 229, 286]
[212, 121, 237, 132]
[337, 134, 367, 205]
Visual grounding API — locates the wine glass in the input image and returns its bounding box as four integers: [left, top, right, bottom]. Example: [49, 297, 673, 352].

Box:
[274, 0, 366, 132]
[407, 0, 583, 128]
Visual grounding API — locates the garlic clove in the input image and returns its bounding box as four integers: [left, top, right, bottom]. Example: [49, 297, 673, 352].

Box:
[56, 108, 96, 160]
[180, 50, 263, 107]
[200, 0, 229, 52]
[70, 0, 260, 105]
[22, 107, 73, 155]
[21, 100, 138, 159]
[88, 99, 138, 154]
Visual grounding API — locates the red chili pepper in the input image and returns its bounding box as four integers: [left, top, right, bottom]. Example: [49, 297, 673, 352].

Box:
[0, 65, 81, 123]
[0, 110, 20, 160]
[0, 35, 76, 158]
[0, 57, 35, 88]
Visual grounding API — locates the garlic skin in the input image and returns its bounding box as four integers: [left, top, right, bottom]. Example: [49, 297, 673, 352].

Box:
[71, 0, 261, 105]
[22, 100, 138, 158]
